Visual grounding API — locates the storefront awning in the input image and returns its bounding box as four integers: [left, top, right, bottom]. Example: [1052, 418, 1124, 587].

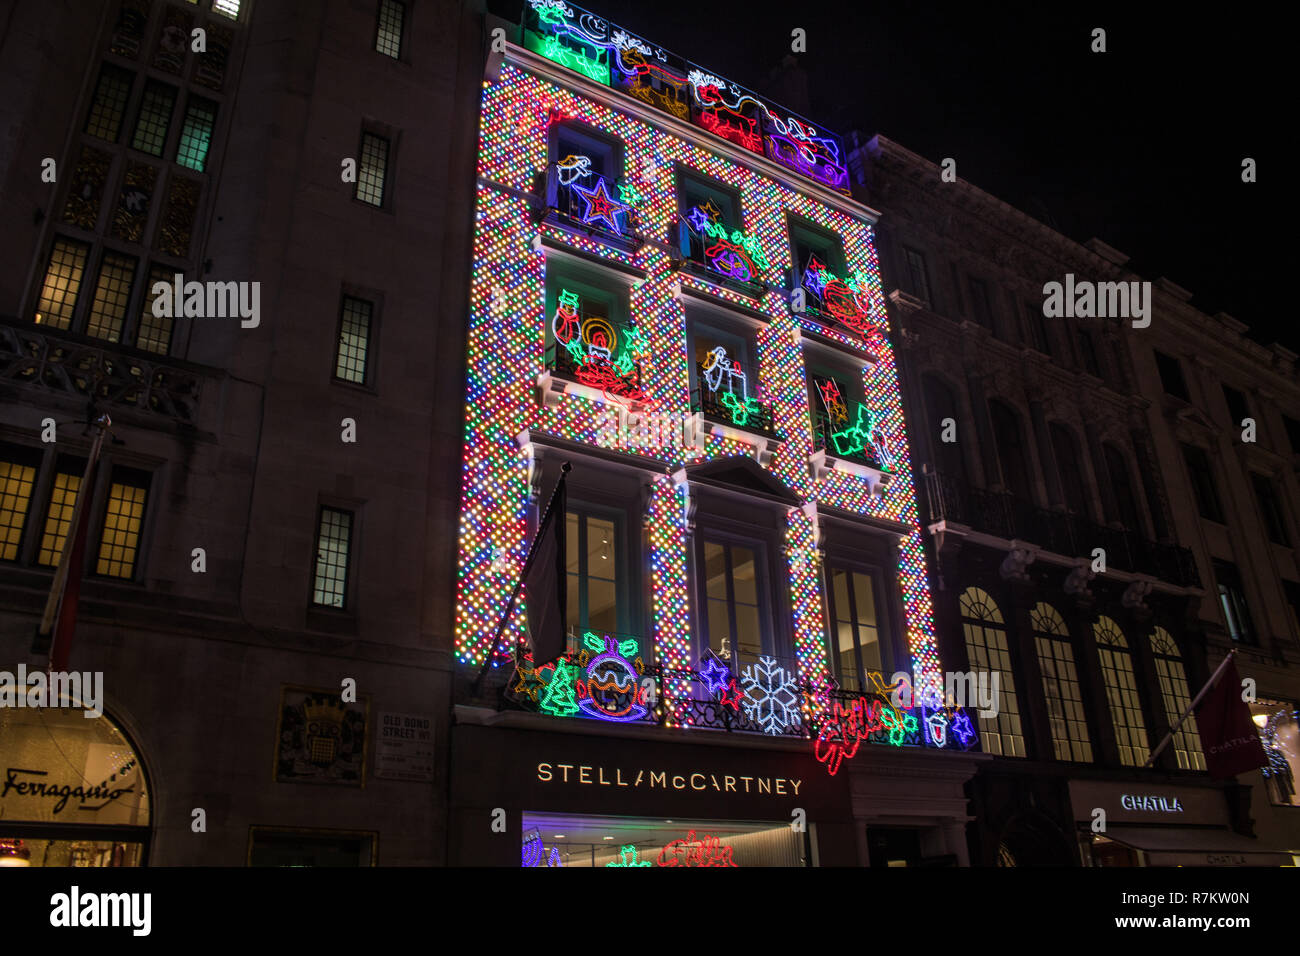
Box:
[1103, 827, 1294, 866]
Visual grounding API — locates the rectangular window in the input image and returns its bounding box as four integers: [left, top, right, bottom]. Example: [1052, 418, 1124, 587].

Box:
[34, 238, 91, 330]
[355, 132, 390, 207]
[1252, 473, 1291, 546]
[1026, 302, 1051, 355]
[212, 0, 241, 19]
[131, 81, 178, 157]
[85, 252, 137, 342]
[676, 172, 742, 266]
[1213, 559, 1255, 645]
[0, 449, 39, 562]
[902, 247, 931, 306]
[375, 0, 405, 59]
[137, 263, 176, 354]
[335, 296, 373, 385]
[95, 473, 149, 578]
[1035, 634, 1093, 762]
[312, 507, 354, 609]
[966, 277, 993, 328]
[175, 97, 217, 171]
[1222, 384, 1250, 428]
[1154, 350, 1189, 401]
[1149, 631, 1205, 772]
[84, 64, 134, 142]
[565, 509, 620, 635]
[547, 124, 625, 232]
[1181, 443, 1223, 523]
[1284, 581, 1300, 644]
[38, 471, 83, 567]
[699, 535, 766, 665]
[1095, 631, 1149, 768]
[826, 565, 882, 694]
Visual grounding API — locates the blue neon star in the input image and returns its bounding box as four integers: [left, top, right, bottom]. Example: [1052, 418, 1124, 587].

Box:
[697, 655, 731, 696]
[571, 177, 632, 234]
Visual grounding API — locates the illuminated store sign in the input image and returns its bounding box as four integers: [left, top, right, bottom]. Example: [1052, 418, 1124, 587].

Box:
[537, 762, 803, 795]
[1120, 794, 1183, 813]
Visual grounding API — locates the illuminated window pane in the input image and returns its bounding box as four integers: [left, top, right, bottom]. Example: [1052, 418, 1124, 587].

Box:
[1095, 616, 1149, 767]
[312, 508, 353, 608]
[1149, 627, 1205, 771]
[137, 264, 175, 354]
[335, 296, 372, 384]
[699, 536, 765, 663]
[212, 0, 240, 19]
[175, 97, 217, 171]
[960, 587, 1025, 757]
[0, 460, 37, 561]
[38, 473, 82, 567]
[96, 481, 148, 578]
[376, 0, 405, 58]
[356, 132, 389, 207]
[131, 81, 177, 156]
[826, 566, 881, 693]
[85, 252, 137, 342]
[1031, 603, 1092, 762]
[35, 239, 91, 330]
[85, 64, 134, 142]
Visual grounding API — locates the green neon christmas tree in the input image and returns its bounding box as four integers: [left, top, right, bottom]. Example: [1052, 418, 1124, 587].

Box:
[538, 659, 581, 717]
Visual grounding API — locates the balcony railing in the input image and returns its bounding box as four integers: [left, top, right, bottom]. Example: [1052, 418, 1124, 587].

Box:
[811, 409, 891, 472]
[922, 469, 1201, 587]
[545, 340, 644, 403]
[475, 643, 978, 756]
[691, 363, 777, 438]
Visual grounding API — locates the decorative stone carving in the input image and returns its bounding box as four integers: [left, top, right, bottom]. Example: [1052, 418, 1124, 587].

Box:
[999, 545, 1036, 582]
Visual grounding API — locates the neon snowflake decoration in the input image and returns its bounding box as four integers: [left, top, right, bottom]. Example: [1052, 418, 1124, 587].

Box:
[739, 656, 799, 735]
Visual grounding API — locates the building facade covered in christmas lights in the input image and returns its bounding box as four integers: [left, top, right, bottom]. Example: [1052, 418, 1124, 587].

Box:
[855, 134, 1300, 866]
[450, 2, 985, 868]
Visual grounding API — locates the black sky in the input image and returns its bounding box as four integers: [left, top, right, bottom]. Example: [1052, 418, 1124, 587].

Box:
[493, 0, 1294, 353]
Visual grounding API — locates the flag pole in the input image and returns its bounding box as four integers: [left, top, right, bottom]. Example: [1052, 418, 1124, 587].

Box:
[469, 462, 570, 696]
[1143, 648, 1236, 768]
[37, 413, 111, 674]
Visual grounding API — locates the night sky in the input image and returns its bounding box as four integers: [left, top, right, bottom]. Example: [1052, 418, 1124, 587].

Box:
[491, 0, 1293, 353]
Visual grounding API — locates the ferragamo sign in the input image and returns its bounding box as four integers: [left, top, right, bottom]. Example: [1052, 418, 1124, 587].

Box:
[537, 762, 803, 796]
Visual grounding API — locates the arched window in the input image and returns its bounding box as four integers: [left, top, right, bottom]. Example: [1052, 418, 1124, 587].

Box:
[1031, 602, 1093, 762]
[922, 373, 967, 483]
[959, 587, 1024, 757]
[1049, 423, 1090, 518]
[1094, 616, 1149, 767]
[1149, 628, 1206, 771]
[989, 400, 1033, 501]
[1103, 443, 1142, 532]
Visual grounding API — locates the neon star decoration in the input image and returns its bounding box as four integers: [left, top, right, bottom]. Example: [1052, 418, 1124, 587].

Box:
[697, 653, 731, 696]
[571, 177, 633, 233]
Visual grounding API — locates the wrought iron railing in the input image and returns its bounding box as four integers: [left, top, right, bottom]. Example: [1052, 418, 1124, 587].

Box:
[691, 363, 777, 438]
[545, 340, 643, 396]
[476, 643, 978, 755]
[811, 409, 890, 472]
[922, 469, 1201, 587]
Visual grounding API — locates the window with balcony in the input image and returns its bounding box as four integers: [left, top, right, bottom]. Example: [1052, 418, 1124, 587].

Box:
[687, 319, 772, 435]
[966, 276, 993, 329]
[959, 587, 1024, 756]
[544, 268, 641, 405]
[1149, 627, 1205, 771]
[1031, 603, 1092, 762]
[565, 508, 624, 636]
[1251, 473, 1291, 546]
[1050, 423, 1090, 517]
[546, 124, 634, 242]
[826, 565, 885, 694]
[808, 363, 893, 472]
[921, 373, 967, 484]
[1212, 559, 1255, 645]
[1154, 350, 1189, 401]
[788, 219, 868, 333]
[1181, 443, 1223, 523]
[1103, 443, 1142, 532]
[676, 172, 765, 289]
[901, 247, 931, 307]
[1094, 616, 1149, 767]
[989, 399, 1033, 501]
[697, 533, 771, 669]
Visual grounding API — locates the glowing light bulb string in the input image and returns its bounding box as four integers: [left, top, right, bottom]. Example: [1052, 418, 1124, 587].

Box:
[469, 461, 572, 696]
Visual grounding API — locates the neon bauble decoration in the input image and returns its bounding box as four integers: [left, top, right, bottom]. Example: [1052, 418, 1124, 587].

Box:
[577, 633, 649, 722]
[801, 255, 873, 335]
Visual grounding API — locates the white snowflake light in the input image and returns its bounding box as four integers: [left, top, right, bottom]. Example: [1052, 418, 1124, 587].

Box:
[740, 656, 799, 735]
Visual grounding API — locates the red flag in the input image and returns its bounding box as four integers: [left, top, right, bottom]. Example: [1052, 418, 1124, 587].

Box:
[48, 459, 99, 674]
[1195, 655, 1267, 779]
